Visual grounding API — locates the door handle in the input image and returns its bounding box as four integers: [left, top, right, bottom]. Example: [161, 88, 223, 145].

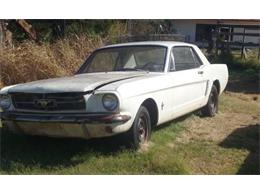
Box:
[198, 71, 204, 75]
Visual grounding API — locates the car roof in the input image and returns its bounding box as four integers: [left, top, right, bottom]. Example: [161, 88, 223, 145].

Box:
[100, 41, 195, 49]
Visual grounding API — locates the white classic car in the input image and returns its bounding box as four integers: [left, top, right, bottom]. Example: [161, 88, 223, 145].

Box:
[0, 41, 228, 148]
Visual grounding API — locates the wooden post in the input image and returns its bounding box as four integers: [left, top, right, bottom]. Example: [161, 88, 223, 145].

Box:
[215, 27, 220, 56]
[258, 43, 260, 60]
[258, 32, 260, 61]
[228, 26, 231, 42]
[241, 27, 246, 59]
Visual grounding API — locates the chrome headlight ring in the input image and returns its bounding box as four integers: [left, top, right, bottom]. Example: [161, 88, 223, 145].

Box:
[102, 94, 119, 111]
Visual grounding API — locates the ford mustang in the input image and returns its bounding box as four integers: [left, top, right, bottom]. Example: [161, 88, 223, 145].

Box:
[0, 41, 228, 148]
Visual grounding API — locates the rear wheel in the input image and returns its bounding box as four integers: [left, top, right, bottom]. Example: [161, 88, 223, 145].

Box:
[201, 85, 219, 117]
[123, 106, 151, 149]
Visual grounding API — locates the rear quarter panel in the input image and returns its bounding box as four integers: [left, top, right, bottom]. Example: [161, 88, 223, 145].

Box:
[204, 64, 228, 94]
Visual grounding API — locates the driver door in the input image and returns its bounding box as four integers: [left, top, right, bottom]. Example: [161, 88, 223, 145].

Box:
[168, 46, 208, 117]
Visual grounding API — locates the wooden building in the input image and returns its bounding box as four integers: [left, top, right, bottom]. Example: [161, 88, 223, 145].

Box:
[172, 19, 260, 45]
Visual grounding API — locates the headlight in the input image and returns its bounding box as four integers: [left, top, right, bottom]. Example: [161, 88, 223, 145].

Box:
[0, 94, 12, 110]
[102, 94, 118, 111]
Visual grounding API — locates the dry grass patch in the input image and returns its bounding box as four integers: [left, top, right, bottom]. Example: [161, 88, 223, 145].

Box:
[0, 35, 103, 87]
[171, 90, 260, 174]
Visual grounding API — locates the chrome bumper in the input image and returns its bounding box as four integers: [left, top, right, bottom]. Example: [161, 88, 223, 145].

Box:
[1, 112, 131, 124]
[1, 112, 131, 139]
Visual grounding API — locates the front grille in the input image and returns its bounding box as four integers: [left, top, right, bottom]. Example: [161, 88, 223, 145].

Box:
[11, 92, 86, 111]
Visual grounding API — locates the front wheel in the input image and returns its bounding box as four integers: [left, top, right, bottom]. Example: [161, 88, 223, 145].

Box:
[201, 85, 219, 117]
[123, 106, 151, 149]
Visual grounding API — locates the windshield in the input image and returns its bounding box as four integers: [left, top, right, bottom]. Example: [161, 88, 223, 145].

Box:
[77, 45, 167, 73]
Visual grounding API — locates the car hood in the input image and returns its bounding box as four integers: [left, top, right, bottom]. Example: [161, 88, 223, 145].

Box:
[7, 72, 148, 93]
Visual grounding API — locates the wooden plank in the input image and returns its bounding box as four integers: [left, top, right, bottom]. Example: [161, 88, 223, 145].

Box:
[219, 32, 260, 37]
[218, 24, 260, 29]
[194, 19, 260, 26]
[197, 42, 259, 49]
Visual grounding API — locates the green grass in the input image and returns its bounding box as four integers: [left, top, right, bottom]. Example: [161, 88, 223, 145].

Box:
[0, 121, 188, 174]
[170, 141, 249, 174]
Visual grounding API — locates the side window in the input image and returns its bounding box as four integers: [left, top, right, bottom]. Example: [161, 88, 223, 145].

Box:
[191, 48, 203, 66]
[172, 47, 200, 71]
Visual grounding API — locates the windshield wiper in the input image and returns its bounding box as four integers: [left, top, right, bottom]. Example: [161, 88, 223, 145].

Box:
[116, 68, 149, 72]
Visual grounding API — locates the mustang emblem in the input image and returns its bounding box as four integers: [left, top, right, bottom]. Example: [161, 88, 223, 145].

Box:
[34, 99, 56, 109]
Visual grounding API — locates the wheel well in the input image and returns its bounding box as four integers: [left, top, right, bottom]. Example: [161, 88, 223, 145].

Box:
[213, 80, 220, 95]
[141, 98, 158, 127]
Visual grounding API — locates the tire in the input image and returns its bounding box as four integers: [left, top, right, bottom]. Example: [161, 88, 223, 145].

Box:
[123, 106, 151, 149]
[201, 85, 219, 117]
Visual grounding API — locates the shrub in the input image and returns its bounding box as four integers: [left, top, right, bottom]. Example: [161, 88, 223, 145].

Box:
[210, 50, 260, 72]
[0, 34, 104, 87]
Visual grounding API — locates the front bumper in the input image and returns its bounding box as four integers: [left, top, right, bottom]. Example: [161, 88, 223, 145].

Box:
[1, 112, 131, 139]
[1, 112, 131, 124]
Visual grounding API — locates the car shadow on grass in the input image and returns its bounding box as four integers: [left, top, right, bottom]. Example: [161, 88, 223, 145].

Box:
[219, 124, 260, 175]
[0, 129, 128, 174]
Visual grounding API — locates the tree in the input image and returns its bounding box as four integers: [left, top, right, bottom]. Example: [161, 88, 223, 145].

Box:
[0, 20, 13, 47]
